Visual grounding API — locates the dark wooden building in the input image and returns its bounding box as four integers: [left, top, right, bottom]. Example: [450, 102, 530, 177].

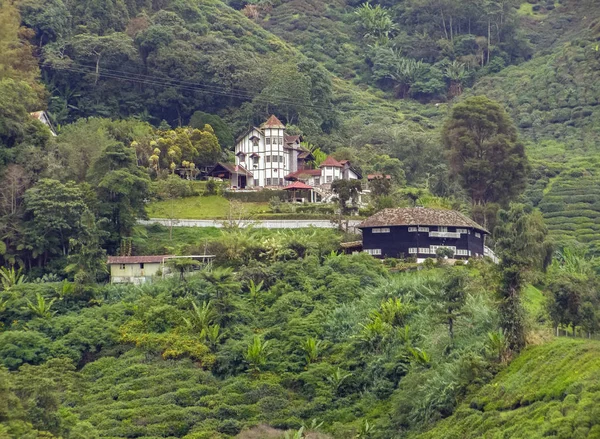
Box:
[358, 208, 489, 260]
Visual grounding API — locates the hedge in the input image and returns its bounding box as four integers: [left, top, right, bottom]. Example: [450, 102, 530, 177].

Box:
[223, 190, 287, 202]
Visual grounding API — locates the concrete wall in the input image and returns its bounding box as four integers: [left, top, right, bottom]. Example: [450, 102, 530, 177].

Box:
[110, 262, 162, 284]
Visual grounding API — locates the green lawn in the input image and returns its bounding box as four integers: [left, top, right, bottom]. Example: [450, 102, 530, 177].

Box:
[146, 195, 270, 219]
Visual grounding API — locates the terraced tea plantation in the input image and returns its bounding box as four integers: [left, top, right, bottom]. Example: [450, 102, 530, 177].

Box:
[537, 170, 600, 254]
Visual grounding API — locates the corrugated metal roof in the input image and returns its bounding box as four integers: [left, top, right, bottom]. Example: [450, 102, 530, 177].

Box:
[358, 208, 488, 233]
[108, 255, 172, 264]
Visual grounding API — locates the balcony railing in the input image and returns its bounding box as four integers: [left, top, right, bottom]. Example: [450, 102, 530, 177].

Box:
[429, 231, 461, 239]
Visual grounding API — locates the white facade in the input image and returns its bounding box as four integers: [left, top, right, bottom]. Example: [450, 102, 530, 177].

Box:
[109, 262, 162, 284]
[234, 116, 299, 187]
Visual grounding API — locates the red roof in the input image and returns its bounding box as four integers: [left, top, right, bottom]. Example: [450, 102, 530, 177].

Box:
[108, 255, 173, 264]
[319, 156, 343, 168]
[285, 169, 322, 180]
[284, 181, 313, 190]
[261, 115, 285, 129]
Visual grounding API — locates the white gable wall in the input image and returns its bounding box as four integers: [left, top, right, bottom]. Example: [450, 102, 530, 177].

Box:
[235, 126, 291, 187]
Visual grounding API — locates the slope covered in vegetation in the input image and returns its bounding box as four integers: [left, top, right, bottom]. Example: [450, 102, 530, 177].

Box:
[413, 338, 600, 439]
[0, 252, 510, 438]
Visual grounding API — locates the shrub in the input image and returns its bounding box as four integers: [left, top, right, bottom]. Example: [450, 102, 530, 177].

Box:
[0, 330, 51, 370]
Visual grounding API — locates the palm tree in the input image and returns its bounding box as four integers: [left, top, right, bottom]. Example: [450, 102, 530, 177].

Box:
[355, 2, 396, 44]
[200, 267, 239, 300]
[444, 61, 468, 98]
[374, 48, 426, 98]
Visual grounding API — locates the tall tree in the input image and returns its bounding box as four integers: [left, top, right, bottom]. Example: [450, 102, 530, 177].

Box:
[494, 204, 551, 352]
[442, 96, 529, 206]
[22, 179, 88, 265]
[90, 142, 150, 252]
[66, 209, 108, 286]
[331, 179, 362, 231]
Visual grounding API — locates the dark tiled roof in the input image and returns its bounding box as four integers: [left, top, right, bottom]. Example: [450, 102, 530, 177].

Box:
[298, 151, 313, 159]
[235, 127, 262, 144]
[284, 135, 301, 144]
[261, 115, 285, 129]
[358, 208, 488, 233]
[108, 255, 172, 264]
[208, 162, 253, 177]
[319, 156, 343, 168]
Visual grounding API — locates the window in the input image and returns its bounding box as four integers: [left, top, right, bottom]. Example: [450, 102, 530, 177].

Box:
[438, 226, 448, 232]
[253, 156, 259, 165]
[456, 249, 469, 256]
[140, 263, 145, 269]
[279, 137, 283, 145]
[419, 248, 430, 254]
[457, 228, 468, 234]
[372, 228, 390, 234]
[326, 176, 332, 183]
[238, 153, 246, 162]
[266, 178, 272, 186]
[279, 155, 284, 163]
[365, 249, 382, 256]
[266, 156, 271, 163]
[475, 232, 481, 238]
[120, 264, 126, 270]
[408, 227, 418, 232]
[272, 155, 278, 164]
[430, 245, 456, 254]
[266, 137, 271, 145]
[408, 248, 417, 254]
[418, 227, 429, 232]
[314, 177, 320, 186]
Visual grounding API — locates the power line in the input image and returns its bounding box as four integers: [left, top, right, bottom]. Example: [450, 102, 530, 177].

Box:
[48, 63, 335, 112]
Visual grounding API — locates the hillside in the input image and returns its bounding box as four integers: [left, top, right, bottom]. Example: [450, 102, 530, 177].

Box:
[466, 1, 600, 253]
[413, 338, 600, 439]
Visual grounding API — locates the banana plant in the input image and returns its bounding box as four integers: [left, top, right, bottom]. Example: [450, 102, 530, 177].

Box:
[0, 266, 27, 291]
[244, 336, 271, 374]
[247, 279, 264, 306]
[25, 293, 56, 319]
[327, 367, 352, 393]
[183, 301, 215, 333]
[301, 336, 322, 366]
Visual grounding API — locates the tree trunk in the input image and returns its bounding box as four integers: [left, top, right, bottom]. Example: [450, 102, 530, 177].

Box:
[487, 20, 491, 65]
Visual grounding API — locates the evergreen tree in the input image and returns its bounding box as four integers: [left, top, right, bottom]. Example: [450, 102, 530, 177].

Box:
[442, 96, 529, 206]
[494, 204, 551, 352]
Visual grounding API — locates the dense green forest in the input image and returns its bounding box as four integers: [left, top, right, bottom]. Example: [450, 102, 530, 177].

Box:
[2, 0, 600, 437]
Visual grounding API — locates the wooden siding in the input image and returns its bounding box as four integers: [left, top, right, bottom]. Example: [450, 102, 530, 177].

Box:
[362, 225, 485, 259]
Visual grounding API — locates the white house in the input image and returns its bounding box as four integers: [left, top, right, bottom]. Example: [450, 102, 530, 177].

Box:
[107, 255, 171, 284]
[285, 156, 361, 186]
[231, 115, 313, 188]
[30, 111, 57, 136]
